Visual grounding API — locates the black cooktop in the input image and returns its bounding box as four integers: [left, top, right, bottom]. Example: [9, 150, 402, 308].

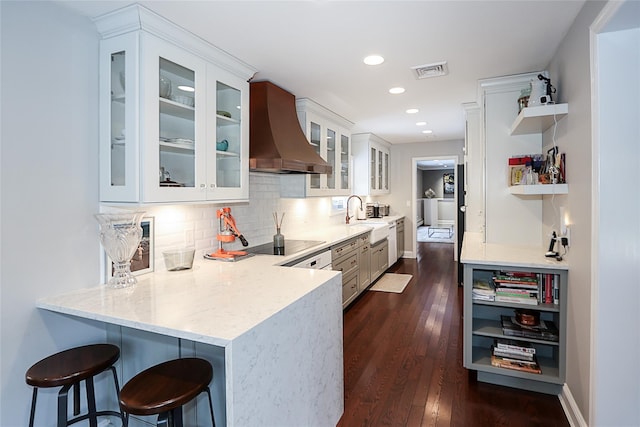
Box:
[245, 240, 325, 256]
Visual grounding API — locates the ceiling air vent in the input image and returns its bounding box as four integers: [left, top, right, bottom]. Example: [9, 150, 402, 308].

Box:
[411, 61, 449, 79]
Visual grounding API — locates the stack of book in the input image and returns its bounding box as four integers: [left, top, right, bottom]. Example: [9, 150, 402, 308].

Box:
[472, 278, 495, 301]
[501, 315, 559, 342]
[490, 339, 541, 374]
[493, 273, 539, 305]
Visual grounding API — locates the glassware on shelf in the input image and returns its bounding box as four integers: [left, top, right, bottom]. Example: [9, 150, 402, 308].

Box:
[95, 211, 146, 289]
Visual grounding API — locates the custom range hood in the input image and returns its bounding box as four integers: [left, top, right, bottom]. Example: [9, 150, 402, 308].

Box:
[249, 81, 332, 174]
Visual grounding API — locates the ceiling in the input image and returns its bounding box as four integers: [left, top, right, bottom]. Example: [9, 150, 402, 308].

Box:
[56, 0, 585, 145]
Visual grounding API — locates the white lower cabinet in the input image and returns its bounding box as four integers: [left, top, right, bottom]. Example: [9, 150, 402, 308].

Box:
[359, 234, 371, 290]
[370, 238, 389, 283]
[97, 5, 253, 203]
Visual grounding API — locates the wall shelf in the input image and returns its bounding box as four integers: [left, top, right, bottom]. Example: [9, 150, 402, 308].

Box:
[510, 104, 569, 135]
[509, 184, 568, 195]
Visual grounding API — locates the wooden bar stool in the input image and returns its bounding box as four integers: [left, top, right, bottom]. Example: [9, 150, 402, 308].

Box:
[25, 343, 125, 427]
[119, 358, 215, 427]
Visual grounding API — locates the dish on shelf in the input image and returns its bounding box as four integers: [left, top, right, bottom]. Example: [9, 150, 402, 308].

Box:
[159, 179, 184, 187]
[170, 95, 194, 107]
[216, 139, 228, 151]
[164, 138, 194, 145]
[217, 110, 231, 118]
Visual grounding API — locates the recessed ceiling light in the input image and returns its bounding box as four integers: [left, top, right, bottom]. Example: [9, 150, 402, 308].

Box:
[416, 121, 427, 126]
[406, 108, 419, 114]
[389, 87, 405, 94]
[177, 85, 195, 92]
[364, 55, 384, 65]
[422, 129, 433, 134]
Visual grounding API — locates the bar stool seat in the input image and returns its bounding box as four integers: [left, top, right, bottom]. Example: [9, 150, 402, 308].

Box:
[25, 343, 124, 427]
[119, 357, 215, 427]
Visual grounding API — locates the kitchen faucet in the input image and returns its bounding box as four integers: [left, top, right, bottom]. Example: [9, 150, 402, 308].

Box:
[345, 195, 363, 224]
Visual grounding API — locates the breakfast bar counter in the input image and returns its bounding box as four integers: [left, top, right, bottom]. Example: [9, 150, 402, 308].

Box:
[37, 253, 344, 427]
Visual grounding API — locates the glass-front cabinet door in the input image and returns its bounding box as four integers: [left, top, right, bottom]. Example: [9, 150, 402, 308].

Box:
[340, 134, 350, 190]
[142, 34, 206, 202]
[326, 127, 336, 190]
[308, 120, 322, 191]
[207, 69, 249, 200]
[100, 34, 140, 202]
[383, 152, 389, 191]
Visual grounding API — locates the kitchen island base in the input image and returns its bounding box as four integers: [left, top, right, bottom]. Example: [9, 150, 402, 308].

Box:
[38, 255, 344, 427]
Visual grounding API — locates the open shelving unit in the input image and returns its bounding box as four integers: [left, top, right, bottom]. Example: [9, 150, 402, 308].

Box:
[508, 103, 569, 197]
[510, 103, 568, 135]
[508, 184, 568, 195]
[463, 263, 567, 395]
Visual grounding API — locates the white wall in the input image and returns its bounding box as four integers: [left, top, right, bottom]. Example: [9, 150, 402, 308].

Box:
[544, 1, 607, 424]
[0, 2, 106, 425]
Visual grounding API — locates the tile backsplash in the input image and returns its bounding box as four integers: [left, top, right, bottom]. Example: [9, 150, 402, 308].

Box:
[141, 172, 349, 270]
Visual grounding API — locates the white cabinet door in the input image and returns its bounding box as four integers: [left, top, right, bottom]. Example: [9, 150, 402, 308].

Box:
[99, 33, 141, 203]
[142, 33, 208, 203]
[207, 67, 249, 201]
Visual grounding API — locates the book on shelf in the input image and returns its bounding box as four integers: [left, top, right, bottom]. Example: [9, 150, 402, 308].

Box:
[492, 345, 535, 362]
[501, 315, 559, 342]
[493, 274, 539, 287]
[472, 278, 495, 301]
[490, 353, 542, 374]
[495, 339, 536, 354]
[494, 295, 539, 305]
[495, 288, 538, 297]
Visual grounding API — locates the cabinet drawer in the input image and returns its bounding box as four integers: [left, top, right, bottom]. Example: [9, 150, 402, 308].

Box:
[333, 252, 358, 282]
[358, 233, 370, 246]
[342, 274, 359, 305]
[332, 238, 358, 261]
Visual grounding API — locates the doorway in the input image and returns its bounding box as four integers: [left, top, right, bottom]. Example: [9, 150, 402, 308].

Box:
[411, 156, 459, 261]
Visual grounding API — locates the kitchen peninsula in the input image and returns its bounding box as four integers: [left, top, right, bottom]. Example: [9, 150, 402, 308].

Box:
[36, 225, 374, 426]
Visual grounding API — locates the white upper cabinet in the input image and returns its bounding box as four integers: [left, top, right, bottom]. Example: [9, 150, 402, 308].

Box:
[352, 133, 391, 195]
[97, 5, 254, 204]
[296, 99, 353, 197]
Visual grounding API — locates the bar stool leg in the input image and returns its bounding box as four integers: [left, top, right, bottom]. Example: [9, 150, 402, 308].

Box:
[157, 411, 170, 427]
[28, 388, 38, 427]
[109, 366, 126, 424]
[57, 384, 72, 427]
[85, 377, 98, 427]
[73, 383, 80, 416]
[205, 387, 216, 427]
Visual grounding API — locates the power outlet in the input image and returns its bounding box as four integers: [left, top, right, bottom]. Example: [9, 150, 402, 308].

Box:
[184, 228, 195, 246]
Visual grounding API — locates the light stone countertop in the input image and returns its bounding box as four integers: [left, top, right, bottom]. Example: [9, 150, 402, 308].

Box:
[461, 232, 569, 270]
[36, 224, 375, 347]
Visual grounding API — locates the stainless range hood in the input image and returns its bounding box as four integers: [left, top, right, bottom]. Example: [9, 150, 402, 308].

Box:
[249, 81, 332, 174]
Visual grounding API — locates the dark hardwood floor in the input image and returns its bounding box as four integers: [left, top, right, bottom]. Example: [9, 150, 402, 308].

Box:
[338, 242, 569, 427]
